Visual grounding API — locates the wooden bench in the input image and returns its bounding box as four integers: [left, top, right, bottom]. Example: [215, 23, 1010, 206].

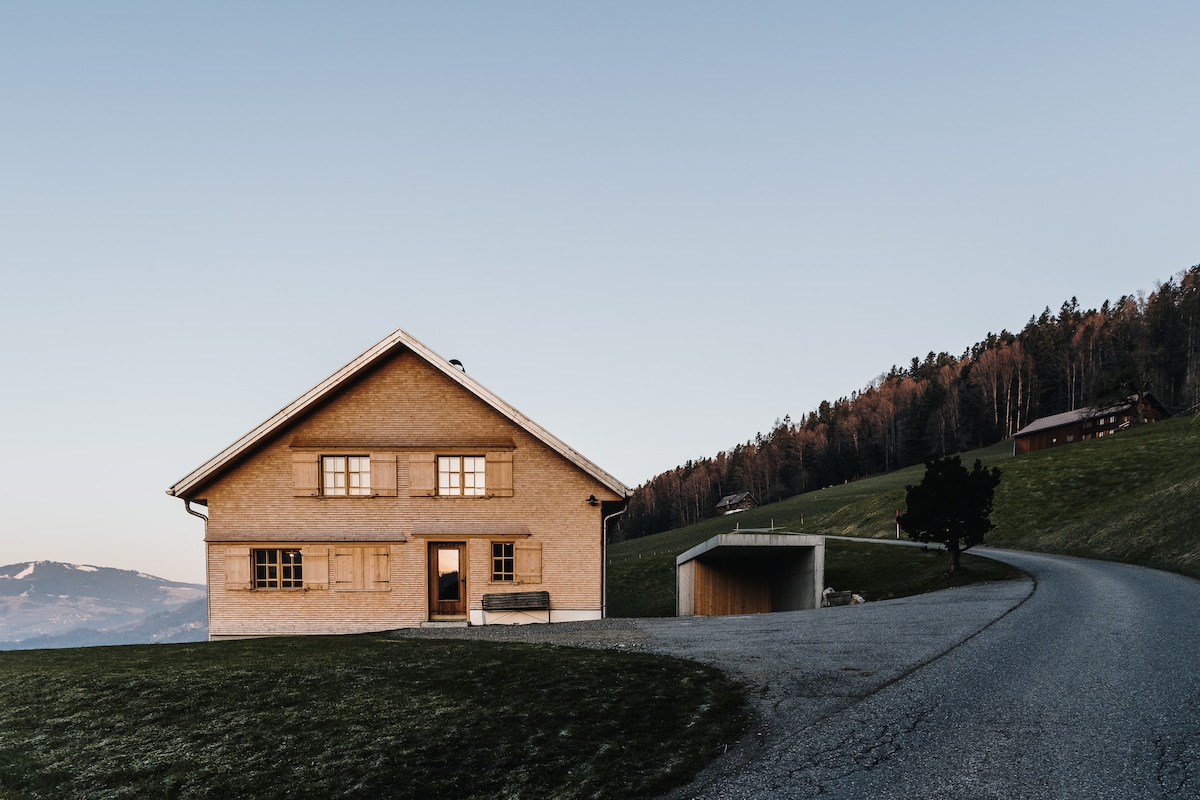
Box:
[482, 591, 550, 612]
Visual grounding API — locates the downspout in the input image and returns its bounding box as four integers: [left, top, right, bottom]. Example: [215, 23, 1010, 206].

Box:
[183, 499, 209, 526]
[601, 503, 628, 619]
[180, 499, 211, 640]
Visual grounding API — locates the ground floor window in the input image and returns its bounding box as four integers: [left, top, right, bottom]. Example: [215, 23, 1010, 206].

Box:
[254, 549, 303, 588]
[491, 542, 514, 581]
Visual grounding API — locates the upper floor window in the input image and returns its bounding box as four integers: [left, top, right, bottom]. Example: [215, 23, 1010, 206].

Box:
[438, 456, 485, 496]
[323, 456, 371, 496]
[254, 549, 303, 589]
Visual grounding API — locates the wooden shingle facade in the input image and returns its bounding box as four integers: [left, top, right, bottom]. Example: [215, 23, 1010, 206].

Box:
[167, 329, 629, 639]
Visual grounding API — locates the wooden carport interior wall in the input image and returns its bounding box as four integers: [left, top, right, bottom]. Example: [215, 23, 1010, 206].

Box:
[677, 538, 822, 617]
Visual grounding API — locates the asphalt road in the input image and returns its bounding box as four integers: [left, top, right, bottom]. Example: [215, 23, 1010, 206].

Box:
[668, 548, 1200, 799]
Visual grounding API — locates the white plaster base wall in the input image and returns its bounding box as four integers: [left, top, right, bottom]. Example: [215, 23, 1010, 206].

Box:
[468, 608, 602, 625]
[480, 608, 551, 625]
[550, 609, 602, 623]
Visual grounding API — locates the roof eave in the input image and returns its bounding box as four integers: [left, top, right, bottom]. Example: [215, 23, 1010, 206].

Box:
[166, 328, 630, 500]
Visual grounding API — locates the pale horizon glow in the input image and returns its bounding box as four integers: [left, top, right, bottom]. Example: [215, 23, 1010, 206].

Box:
[0, 3, 1196, 584]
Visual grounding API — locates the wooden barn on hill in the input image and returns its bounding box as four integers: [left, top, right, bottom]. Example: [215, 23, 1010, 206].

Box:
[715, 492, 758, 515]
[1012, 393, 1171, 455]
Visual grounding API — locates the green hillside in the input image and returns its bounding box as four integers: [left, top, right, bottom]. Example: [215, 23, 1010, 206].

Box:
[991, 418, 1200, 573]
[608, 417, 1200, 616]
[807, 417, 1200, 576]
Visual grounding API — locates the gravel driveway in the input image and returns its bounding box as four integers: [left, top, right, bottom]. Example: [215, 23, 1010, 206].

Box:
[390, 566, 1034, 796]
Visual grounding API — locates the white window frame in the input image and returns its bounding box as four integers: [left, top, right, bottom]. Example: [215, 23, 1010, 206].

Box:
[438, 455, 486, 496]
[322, 455, 371, 496]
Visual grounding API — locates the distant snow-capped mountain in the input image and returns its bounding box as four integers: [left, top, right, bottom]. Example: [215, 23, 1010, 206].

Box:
[0, 561, 206, 648]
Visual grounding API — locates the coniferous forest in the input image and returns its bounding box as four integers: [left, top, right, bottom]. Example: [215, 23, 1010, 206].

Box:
[615, 265, 1200, 541]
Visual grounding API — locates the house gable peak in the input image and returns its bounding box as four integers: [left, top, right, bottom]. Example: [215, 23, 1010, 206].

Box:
[166, 328, 629, 499]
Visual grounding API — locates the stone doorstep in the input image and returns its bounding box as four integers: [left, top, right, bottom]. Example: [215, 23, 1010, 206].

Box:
[421, 621, 469, 628]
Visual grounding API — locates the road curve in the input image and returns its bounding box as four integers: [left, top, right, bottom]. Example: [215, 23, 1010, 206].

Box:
[669, 548, 1200, 799]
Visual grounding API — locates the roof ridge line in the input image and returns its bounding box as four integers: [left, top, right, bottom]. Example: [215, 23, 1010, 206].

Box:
[167, 327, 629, 499]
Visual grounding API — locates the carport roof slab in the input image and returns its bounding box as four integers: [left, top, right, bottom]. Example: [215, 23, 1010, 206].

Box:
[676, 530, 824, 565]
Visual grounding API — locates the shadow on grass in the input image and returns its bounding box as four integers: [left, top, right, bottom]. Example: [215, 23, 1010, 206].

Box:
[0, 635, 745, 800]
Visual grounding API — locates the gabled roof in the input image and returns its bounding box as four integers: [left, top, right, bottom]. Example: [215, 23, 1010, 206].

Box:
[715, 492, 756, 509]
[1012, 393, 1168, 438]
[1012, 408, 1090, 437]
[167, 328, 630, 499]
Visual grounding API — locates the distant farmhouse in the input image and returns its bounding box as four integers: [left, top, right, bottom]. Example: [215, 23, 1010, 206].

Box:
[1012, 393, 1171, 455]
[715, 492, 758, 515]
[167, 328, 629, 639]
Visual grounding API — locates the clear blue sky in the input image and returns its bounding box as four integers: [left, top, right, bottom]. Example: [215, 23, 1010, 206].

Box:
[1, 3, 1196, 584]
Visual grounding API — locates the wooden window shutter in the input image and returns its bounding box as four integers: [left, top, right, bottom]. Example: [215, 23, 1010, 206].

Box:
[292, 453, 320, 497]
[302, 547, 329, 588]
[333, 547, 390, 591]
[409, 453, 436, 496]
[224, 547, 251, 590]
[371, 453, 397, 497]
[370, 547, 390, 590]
[333, 551, 355, 589]
[485, 451, 514, 497]
[514, 542, 542, 585]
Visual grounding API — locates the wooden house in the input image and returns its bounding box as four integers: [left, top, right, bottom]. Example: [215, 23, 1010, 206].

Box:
[1012, 393, 1171, 455]
[167, 328, 629, 639]
[714, 492, 758, 515]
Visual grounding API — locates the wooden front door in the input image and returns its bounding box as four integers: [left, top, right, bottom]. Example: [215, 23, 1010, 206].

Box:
[429, 543, 467, 619]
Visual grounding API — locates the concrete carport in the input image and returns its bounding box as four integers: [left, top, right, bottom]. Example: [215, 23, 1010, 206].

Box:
[676, 531, 825, 617]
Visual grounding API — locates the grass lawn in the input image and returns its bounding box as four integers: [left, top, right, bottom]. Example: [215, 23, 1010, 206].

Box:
[0, 635, 745, 800]
[823, 540, 1021, 600]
